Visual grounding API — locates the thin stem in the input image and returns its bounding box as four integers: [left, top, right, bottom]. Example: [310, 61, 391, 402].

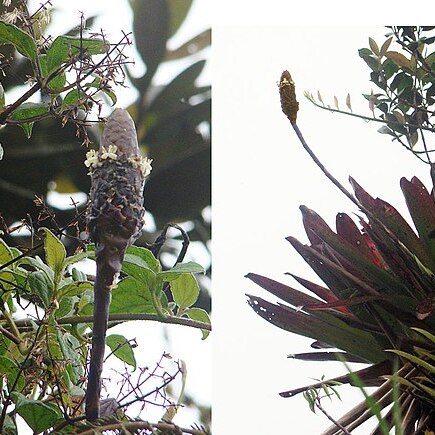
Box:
[291, 123, 361, 208]
[12, 313, 211, 331]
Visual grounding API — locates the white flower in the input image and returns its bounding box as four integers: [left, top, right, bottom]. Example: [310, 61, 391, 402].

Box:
[3, 0, 12, 7]
[1, 8, 21, 24]
[84, 149, 98, 168]
[140, 156, 153, 177]
[100, 144, 118, 160]
[128, 156, 152, 177]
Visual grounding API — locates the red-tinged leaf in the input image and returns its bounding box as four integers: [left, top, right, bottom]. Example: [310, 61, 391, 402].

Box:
[299, 207, 406, 295]
[287, 273, 339, 304]
[415, 293, 435, 320]
[336, 213, 374, 260]
[361, 231, 388, 269]
[245, 273, 320, 308]
[287, 273, 350, 314]
[352, 177, 434, 270]
[304, 295, 378, 311]
[401, 177, 435, 265]
[246, 295, 386, 363]
[349, 177, 377, 209]
[301, 205, 335, 246]
[286, 235, 370, 303]
[286, 236, 381, 298]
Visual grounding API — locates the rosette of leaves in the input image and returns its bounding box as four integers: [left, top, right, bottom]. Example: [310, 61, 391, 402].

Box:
[247, 176, 435, 432]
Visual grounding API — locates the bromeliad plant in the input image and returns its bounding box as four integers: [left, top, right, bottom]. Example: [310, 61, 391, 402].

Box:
[247, 71, 435, 433]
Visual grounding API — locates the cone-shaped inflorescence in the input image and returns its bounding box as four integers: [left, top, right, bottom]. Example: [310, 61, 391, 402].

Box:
[84, 108, 152, 420]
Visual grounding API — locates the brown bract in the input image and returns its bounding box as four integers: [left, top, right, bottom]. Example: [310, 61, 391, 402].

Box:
[279, 70, 299, 125]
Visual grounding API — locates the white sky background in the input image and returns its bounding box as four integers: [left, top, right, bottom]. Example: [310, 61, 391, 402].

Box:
[213, 25, 431, 434]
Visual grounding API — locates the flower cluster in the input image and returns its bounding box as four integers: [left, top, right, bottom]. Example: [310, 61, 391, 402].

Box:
[84, 144, 152, 177]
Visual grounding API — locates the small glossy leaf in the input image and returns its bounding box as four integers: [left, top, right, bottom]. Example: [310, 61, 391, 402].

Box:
[41, 228, 66, 285]
[157, 261, 205, 281]
[12, 392, 60, 433]
[170, 273, 199, 309]
[385, 51, 411, 68]
[0, 22, 38, 61]
[185, 307, 210, 339]
[106, 334, 137, 369]
[369, 37, 380, 56]
[379, 36, 393, 57]
[345, 93, 352, 112]
[317, 90, 324, 105]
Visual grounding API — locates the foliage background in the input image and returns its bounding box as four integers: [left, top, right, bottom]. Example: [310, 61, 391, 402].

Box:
[213, 25, 429, 433]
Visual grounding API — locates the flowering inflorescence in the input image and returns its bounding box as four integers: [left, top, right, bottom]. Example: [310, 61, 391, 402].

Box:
[84, 144, 152, 177]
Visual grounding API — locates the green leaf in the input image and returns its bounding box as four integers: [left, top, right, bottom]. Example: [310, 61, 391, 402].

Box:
[157, 261, 205, 281]
[28, 270, 53, 308]
[56, 296, 75, 318]
[170, 273, 199, 309]
[388, 349, 435, 374]
[0, 81, 5, 108]
[9, 102, 50, 122]
[58, 281, 92, 298]
[61, 89, 87, 110]
[411, 327, 435, 344]
[167, 0, 193, 38]
[0, 22, 38, 61]
[0, 238, 13, 265]
[165, 28, 211, 61]
[39, 55, 66, 91]
[41, 228, 66, 286]
[185, 307, 210, 339]
[106, 334, 137, 369]
[150, 60, 207, 115]
[122, 261, 157, 289]
[132, 0, 169, 80]
[125, 246, 161, 272]
[11, 392, 60, 433]
[0, 356, 25, 393]
[19, 122, 34, 139]
[111, 277, 156, 314]
[45, 35, 108, 77]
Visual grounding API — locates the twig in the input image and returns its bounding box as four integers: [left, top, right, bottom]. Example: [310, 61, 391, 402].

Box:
[12, 313, 211, 331]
